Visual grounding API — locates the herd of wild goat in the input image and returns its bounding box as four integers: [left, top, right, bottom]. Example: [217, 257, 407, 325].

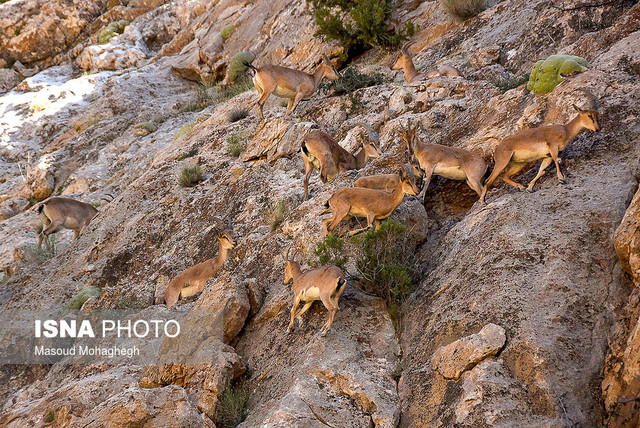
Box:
[33, 41, 600, 336]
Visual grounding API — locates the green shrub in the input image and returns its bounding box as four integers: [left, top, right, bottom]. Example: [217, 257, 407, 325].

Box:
[350, 219, 417, 327]
[313, 234, 348, 269]
[265, 199, 289, 231]
[174, 122, 195, 140]
[99, 20, 129, 44]
[227, 52, 255, 84]
[227, 133, 246, 157]
[24, 233, 59, 263]
[221, 25, 235, 39]
[439, 0, 487, 19]
[44, 410, 55, 423]
[227, 108, 249, 123]
[63, 286, 102, 314]
[527, 55, 589, 94]
[215, 78, 254, 104]
[214, 384, 249, 427]
[187, 80, 218, 112]
[320, 66, 384, 95]
[177, 164, 204, 187]
[134, 121, 158, 132]
[309, 0, 415, 62]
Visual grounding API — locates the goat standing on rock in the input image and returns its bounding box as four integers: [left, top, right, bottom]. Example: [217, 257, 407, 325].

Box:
[392, 42, 461, 83]
[301, 123, 381, 200]
[246, 54, 340, 120]
[480, 90, 601, 205]
[284, 248, 347, 337]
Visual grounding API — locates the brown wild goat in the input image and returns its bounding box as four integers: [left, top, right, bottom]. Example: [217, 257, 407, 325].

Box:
[164, 231, 235, 308]
[353, 165, 416, 192]
[479, 90, 601, 205]
[284, 248, 347, 336]
[301, 123, 380, 200]
[323, 167, 418, 236]
[247, 54, 340, 120]
[392, 42, 461, 83]
[400, 121, 487, 201]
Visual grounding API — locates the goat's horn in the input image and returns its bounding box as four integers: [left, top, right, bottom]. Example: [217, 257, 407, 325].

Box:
[577, 87, 599, 110]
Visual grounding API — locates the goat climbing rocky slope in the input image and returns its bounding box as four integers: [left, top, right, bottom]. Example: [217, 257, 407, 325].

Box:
[1, 0, 639, 426]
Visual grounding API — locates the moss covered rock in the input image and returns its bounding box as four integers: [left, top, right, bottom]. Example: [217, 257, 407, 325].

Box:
[98, 20, 130, 44]
[63, 286, 102, 313]
[134, 121, 158, 136]
[226, 52, 255, 84]
[527, 54, 589, 94]
[221, 25, 235, 39]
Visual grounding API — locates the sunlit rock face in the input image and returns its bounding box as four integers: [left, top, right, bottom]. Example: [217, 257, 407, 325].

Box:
[1, 0, 640, 426]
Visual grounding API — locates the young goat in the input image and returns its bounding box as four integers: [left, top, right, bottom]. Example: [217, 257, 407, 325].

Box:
[400, 121, 487, 202]
[479, 90, 601, 205]
[392, 42, 461, 83]
[247, 54, 340, 120]
[353, 165, 416, 192]
[323, 168, 418, 237]
[301, 123, 381, 200]
[164, 231, 235, 308]
[36, 196, 111, 248]
[283, 248, 347, 336]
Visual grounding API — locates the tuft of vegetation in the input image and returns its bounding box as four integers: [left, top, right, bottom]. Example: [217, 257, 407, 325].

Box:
[174, 122, 196, 140]
[214, 384, 249, 427]
[186, 80, 218, 112]
[227, 52, 255, 84]
[227, 133, 247, 157]
[220, 25, 235, 39]
[309, 0, 415, 62]
[134, 121, 158, 133]
[215, 78, 254, 104]
[527, 55, 589, 94]
[496, 73, 530, 92]
[320, 66, 384, 95]
[44, 410, 55, 424]
[23, 234, 59, 264]
[313, 234, 348, 270]
[177, 148, 198, 161]
[265, 199, 289, 231]
[99, 20, 129, 44]
[350, 219, 417, 328]
[177, 164, 205, 187]
[227, 108, 249, 123]
[63, 286, 102, 314]
[439, 0, 488, 20]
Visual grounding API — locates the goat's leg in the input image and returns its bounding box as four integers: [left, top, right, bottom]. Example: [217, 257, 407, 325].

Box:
[288, 294, 302, 333]
[548, 145, 565, 183]
[527, 157, 553, 192]
[295, 301, 314, 326]
[319, 294, 338, 337]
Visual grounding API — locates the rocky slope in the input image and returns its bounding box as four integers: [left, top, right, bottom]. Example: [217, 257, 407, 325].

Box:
[1, 0, 639, 426]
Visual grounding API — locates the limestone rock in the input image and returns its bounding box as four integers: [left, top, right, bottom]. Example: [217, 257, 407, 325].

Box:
[0, 197, 30, 221]
[431, 323, 506, 380]
[615, 186, 640, 283]
[0, 68, 21, 93]
[470, 45, 501, 69]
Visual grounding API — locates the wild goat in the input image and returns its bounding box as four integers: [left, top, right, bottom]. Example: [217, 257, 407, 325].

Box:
[353, 165, 416, 192]
[283, 248, 347, 337]
[301, 123, 381, 200]
[36, 195, 112, 248]
[400, 121, 487, 201]
[323, 167, 418, 236]
[247, 54, 340, 120]
[479, 90, 601, 205]
[164, 231, 235, 308]
[392, 42, 461, 83]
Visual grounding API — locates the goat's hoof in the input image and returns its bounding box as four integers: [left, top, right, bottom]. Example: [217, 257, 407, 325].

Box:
[526, 188, 534, 194]
[286, 328, 293, 335]
[559, 178, 567, 184]
[319, 330, 327, 337]
[480, 203, 490, 210]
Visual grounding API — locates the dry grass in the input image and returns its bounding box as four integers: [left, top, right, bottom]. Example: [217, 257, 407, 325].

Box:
[177, 165, 204, 187]
[439, 0, 488, 19]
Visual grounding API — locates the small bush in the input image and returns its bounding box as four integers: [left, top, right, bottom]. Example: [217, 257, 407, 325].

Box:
[177, 165, 205, 187]
[227, 133, 247, 157]
[63, 286, 102, 314]
[187, 80, 217, 112]
[177, 148, 198, 160]
[134, 121, 158, 132]
[24, 235, 59, 263]
[309, 0, 415, 62]
[496, 73, 530, 92]
[320, 66, 384, 95]
[221, 25, 235, 39]
[227, 108, 249, 123]
[350, 219, 417, 328]
[439, 0, 487, 19]
[44, 410, 55, 423]
[215, 78, 254, 104]
[174, 122, 196, 140]
[99, 20, 129, 44]
[265, 199, 289, 231]
[227, 52, 255, 84]
[214, 384, 249, 427]
[313, 234, 348, 269]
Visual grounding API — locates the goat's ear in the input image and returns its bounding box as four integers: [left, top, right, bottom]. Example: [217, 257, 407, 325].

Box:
[398, 167, 406, 178]
[573, 104, 585, 113]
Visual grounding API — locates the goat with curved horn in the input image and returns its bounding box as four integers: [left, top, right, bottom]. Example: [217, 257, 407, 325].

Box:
[248, 53, 341, 120]
[301, 123, 381, 200]
[284, 248, 347, 336]
[480, 90, 601, 205]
